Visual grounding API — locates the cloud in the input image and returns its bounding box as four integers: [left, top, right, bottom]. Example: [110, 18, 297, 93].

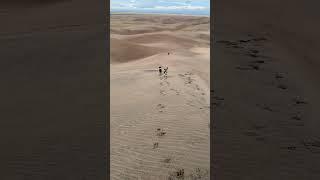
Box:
[111, 0, 209, 13]
[153, 5, 207, 10]
[111, 0, 138, 9]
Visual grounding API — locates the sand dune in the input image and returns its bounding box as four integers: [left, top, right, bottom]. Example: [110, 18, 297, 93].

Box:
[110, 14, 209, 36]
[212, 0, 320, 179]
[111, 14, 210, 179]
[111, 38, 166, 63]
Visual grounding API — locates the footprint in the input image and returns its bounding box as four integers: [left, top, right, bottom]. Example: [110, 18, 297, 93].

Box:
[236, 65, 259, 71]
[304, 140, 320, 148]
[287, 146, 297, 151]
[190, 168, 209, 179]
[160, 75, 167, 80]
[157, 104, 166, 112]
[176, 169, 185, 178]
[247, 53, 259, 58]
[239, 39, 251, 43]
[277, 84, 288, 90]
[170, 89, 180, 95]
[222, 41, 239, 46]
[248, 64, 260, 70]
[163, 157, 172, 163]
[293, 97, 308, 105]
[250, 49, 259, 54]
[185, 77, 193, 84]
[213, 96, 224, 101]
[275, 73, 284, 79]
[160, 89, 166, 96]
[302, 139, 320, 153]
[195, 85, 201, 91]
[186, 101, 196, 107]
[256, 103, 274, 112]
[168, 169, 184, 179]
[156, 130, 167, 137]
[251, 60, 265, 64]
[153, 142, 159, 149]
[157, 104, 165, 108]
[212, 101, 222, 108]
[162, 76, 168, 81]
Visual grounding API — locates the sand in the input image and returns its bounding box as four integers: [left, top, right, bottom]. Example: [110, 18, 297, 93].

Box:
[0, 0, 107, 179]
[212, 0, 320, 179]
[110, 14, 210, 179]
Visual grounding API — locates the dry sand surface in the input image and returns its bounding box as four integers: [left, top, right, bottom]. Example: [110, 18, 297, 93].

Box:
[212, 0, 320, 179]
[111, 14, 210, 179]
[0, 0, 106, 179]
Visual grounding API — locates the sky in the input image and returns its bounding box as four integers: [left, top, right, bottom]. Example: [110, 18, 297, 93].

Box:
[110, 0, 210, 15]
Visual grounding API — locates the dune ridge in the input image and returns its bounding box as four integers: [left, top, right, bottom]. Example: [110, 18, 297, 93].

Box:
[111, 14, 210, 179]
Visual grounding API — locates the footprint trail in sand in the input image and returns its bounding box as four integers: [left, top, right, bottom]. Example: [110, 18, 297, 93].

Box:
[111, 14, 210, 180]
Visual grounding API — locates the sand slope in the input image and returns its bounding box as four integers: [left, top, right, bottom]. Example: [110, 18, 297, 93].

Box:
[212, 1, 320, 179]
[0, 0, 107, 179]
[111, 14, 210, 179]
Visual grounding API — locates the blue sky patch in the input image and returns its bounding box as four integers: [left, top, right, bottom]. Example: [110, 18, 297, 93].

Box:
[111, 0, 210, 15]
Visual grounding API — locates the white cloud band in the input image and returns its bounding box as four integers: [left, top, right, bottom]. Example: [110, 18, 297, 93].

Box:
[153, 5, 207, 10]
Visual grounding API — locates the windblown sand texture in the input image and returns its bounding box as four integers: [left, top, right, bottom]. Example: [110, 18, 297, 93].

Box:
[212, 0, 320, 179]
[111, 14, 210, 179]
[0, 0, 106, 179]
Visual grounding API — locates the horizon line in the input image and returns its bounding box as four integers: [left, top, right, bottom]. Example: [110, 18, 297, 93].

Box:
[110, 11, 210, 17]
[110, 10, 209, 16]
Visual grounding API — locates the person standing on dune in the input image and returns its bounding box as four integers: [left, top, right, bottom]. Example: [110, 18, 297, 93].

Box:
[159, 66, 162, 74]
